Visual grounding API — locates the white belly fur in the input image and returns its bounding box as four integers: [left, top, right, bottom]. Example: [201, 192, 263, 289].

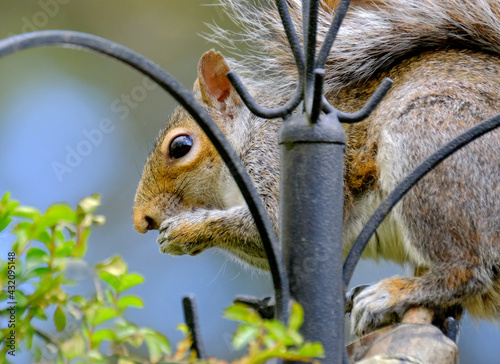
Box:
[343, 191, 429, 268]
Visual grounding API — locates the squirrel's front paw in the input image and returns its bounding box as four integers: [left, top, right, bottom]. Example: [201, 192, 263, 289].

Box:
[350, 278, 409, 336]
[157, 211, 212, 257]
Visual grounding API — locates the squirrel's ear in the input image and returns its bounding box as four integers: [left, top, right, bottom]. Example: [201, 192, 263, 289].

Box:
[196, 49, 240, 109]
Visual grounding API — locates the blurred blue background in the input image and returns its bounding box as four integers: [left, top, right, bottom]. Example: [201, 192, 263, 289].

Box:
[0, 1, 498, 363]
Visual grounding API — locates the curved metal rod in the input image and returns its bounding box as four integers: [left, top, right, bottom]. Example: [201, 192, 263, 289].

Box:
[321, 78, 393, 122]
[321, 95, 337, 114]
[0, 30, 290, 320]
[303, 0, 319, 116]
[224, 0, 308, 120]
[444, 317, 459, 343]
[182, 296, 207, 359]
[336, 78, 393, 122]
[315, 0, 351, 69]
[343, 112, 500, 288]
[275, 0, 305, 71]
[310, 68, 325, 122]
[226, 70, 302, 119]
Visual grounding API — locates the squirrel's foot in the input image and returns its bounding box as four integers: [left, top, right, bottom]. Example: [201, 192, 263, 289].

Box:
[157, 211, 212, 257]
[351, 278, 410, 336]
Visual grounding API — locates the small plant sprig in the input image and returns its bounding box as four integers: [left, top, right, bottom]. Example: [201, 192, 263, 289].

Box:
[224, 302, 324, 364]
[0, 193, 323, 364]
[0, 194, 170, 363]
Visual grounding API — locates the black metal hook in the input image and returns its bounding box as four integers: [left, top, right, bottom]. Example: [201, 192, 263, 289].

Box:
[224, 0, 307, 119]
[310, 68, 325, 122]
[303, 0, 319, 116]
[276, 0, 306, 71]
[226, 71, 303, 119]
[320, 78, 393, 123]
[315, 0, 351, 69]
[182, 296, 207, 359]
[336, 77, 394, 123]
[226, 0, 387, 126]
[234, 295, 275, 319]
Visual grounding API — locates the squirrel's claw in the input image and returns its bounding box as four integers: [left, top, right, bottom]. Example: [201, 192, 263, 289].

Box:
[351, 279, 406, 336]
[157, 212, 211, 257]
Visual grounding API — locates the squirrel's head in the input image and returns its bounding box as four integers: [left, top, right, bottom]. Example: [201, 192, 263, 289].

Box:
[133, 50, 243, 233]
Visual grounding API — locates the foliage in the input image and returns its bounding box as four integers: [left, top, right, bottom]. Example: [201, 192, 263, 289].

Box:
[225, 302, 324, 364]
[0, 193, 323, 363]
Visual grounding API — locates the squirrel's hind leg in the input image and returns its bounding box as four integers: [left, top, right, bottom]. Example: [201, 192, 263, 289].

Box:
[350, 263, 495, 336]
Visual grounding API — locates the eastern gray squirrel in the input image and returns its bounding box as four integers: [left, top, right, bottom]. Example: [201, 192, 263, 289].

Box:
[133, 0, 500, 335]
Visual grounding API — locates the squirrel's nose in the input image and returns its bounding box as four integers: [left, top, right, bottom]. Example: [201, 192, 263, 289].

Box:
[133, 206, 162, 233]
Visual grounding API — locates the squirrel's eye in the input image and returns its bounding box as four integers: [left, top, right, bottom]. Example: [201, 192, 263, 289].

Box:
[169, 135, 193, 160]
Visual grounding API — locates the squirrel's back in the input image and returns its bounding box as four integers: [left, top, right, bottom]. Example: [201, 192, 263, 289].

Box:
[208, 0, 500, 219]
[209, 0, 500, 100]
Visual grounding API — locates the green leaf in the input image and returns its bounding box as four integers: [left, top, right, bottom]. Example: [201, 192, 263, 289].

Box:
[32, 306, 48, 320]
[263, 335, 277, 349]
[39, 204, 77, 230]
[223, 304, 261, 325]
[24, 267, 51, 280]
[232, 324, 259, 350]
[77, 195, 101, 215]
[263, 320, 291, 344]
[92, 329, 117, 348]
[297, 342, 325, 358]
[0, 216, 12, 232]
[117, 296, 144, 310]
[70, 295, 86, 305]
[52, 229, 66, 246]
[0, 193, 19, 230]
[14, 290, 29, 308]
[60, 334, 85, 360]
[95, 256, 127, 276]
[79, 214, 94, 229]
[104, 290, 115, 305]
[144, 331, 172, 361]
[90, 307, 118, 326]
[92, 215, 106, 226]
[54, 305, 66, 332]
[13, 222, 31, 254]
[12, 206, 40, 219]
[289, 302, 304, 331]
[116, 324, 140, 341]
[25, 248, 49, 271]
[288, 330, 304, 346]
[99, 271, 121, 291]
[36, 231, 51, 245]
[176, 323, 189, 337]
[25, 327, 35, 349]
[117, 273, 145, 292]
[33, 346, 42, 362]
[55, 240, 75, 258]
[126, 333, 144, 348]
[0, 192, 10, 204]
[29, 274, 65, 304]
[118, 359, 137, 364]
[87, 350, 104, 360]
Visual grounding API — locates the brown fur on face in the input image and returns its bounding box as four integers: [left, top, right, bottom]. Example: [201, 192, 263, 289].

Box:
[133, 108, 223, 233]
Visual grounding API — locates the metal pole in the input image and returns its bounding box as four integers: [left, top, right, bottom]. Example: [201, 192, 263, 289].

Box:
[280, 112, 346, 363]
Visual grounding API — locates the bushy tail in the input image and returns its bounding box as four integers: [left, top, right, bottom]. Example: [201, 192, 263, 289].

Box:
[207, 0, 500, 100]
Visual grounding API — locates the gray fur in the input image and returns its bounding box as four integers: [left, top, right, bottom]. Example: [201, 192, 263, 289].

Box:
[135, 0, 500, 336]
